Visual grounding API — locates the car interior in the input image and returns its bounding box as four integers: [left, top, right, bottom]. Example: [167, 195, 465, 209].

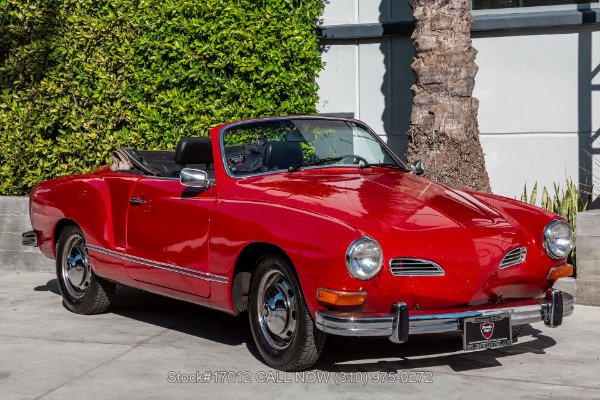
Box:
[110, 135, 309, 179]
[110, 137, 215, 179]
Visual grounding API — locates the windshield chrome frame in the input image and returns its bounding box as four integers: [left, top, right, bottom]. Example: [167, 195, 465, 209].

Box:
[218, 116, 407, 180]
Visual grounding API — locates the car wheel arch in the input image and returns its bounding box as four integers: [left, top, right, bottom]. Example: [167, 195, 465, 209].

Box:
[53, 218, 80, 256]
[231, 242, 301, 313]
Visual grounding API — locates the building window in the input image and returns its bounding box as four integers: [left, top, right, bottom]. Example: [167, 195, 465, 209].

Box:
[473, 0, 598, 10]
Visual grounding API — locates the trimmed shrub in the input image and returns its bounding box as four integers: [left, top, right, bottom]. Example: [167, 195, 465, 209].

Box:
[0, 0, 324, 195]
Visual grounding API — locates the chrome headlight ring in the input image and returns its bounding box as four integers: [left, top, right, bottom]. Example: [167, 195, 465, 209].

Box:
[345, 237, 383, 280]
[543, 220, 573, 260]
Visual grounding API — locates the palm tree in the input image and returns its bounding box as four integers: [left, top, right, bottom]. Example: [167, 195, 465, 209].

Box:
[407, 0, 491, 193]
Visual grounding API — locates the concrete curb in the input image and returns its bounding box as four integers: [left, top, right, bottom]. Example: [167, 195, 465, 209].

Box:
[0, 196, 53, 272]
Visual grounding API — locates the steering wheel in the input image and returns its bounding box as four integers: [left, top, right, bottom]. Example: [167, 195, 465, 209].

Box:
[338, 154, 369, 165]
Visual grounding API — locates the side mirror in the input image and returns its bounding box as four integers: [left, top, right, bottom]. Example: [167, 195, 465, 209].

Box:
[180, 168, 214, 188]
[410, 160, 425, 176]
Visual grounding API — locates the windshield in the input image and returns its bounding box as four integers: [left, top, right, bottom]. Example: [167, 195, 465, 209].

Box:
[221, 118, 404, 176]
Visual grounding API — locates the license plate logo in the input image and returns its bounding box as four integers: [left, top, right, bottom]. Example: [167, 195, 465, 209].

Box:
[463, 313, 512, 351]
[480, 321, 494, 339]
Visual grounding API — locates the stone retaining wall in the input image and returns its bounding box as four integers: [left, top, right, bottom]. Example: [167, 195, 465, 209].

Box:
[576, 210, 600, 306]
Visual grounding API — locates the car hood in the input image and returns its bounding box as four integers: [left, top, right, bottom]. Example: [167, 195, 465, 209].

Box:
[242, 169, 515, 233]
[237, 170, 539, 307]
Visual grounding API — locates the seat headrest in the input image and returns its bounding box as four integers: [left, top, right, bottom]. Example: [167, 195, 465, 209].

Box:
[175, 137, 214, 166]
[263, 141, 304, 170]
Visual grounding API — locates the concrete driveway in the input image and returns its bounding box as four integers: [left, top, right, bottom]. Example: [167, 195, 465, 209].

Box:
[1, 270, 599, 400]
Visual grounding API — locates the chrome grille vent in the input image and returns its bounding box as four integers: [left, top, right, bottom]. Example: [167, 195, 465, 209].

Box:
[390, 258, 444, 277]
[499, 247, 527, 269]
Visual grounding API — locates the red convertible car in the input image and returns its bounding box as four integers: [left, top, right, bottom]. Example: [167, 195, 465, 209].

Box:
[23, 116, 574, 371]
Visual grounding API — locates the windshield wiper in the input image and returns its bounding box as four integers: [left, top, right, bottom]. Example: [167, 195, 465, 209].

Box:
[288, 157, 344, 173]
[359, 162, 407, 171]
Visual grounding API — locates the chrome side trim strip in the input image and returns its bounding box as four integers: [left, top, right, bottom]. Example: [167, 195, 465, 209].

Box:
[86, 244, 229, 284]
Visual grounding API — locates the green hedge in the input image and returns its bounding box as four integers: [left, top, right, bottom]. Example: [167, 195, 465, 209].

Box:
[0, 0, 323, 195]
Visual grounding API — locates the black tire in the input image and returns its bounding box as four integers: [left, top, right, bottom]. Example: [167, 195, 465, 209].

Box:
[249, 255, 326, 371]
[55, 225, 116, 314]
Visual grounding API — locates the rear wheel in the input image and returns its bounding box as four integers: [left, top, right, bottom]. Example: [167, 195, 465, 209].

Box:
[249, 255, 326, 371]
[56, 225, 116, 314]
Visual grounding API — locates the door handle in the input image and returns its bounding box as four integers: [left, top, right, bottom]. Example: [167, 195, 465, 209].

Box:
[129, 197, 146, 206]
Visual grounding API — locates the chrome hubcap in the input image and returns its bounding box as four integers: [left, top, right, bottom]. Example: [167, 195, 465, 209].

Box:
[61, 235, 91, 299]
[257, 270, 297, 350]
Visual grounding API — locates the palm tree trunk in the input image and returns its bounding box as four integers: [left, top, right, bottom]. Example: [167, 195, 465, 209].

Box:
[407, 0, 491, 193]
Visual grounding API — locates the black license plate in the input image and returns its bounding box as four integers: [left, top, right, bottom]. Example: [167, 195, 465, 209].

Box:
[463, 313, 512, 351]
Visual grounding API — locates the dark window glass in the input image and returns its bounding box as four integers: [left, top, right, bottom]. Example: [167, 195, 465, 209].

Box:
[473, 0, 519, 9]
[473, 0, 598, 10]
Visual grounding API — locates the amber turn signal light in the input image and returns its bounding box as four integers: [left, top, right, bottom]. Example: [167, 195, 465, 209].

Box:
[316, 288, 367, 306]
[547, 264, 574, 280]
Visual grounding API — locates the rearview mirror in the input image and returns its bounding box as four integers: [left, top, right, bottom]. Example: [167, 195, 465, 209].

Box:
[180, 168, 214, 188]
[410, 160, 425, 176]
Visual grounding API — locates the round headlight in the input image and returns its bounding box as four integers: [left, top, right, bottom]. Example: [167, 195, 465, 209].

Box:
[346, 237, 383, 280]
[543, 220, 573, 260]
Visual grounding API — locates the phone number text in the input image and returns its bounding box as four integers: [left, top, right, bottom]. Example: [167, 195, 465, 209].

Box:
[167, 370, 433, 385]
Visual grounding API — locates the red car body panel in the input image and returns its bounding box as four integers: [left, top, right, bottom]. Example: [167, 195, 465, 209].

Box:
[126, 178, 216, 297]
[29, 118, 567, 320]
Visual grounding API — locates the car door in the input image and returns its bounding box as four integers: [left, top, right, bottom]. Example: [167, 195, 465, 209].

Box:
[125, 177, 217, 297]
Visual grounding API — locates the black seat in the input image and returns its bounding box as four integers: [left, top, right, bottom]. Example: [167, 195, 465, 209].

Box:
[175, 137, 214, 165]
[174, 137, 215, 178]
[262, 141, 304, 170]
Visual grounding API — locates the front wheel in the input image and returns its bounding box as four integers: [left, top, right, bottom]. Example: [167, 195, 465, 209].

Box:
[249, 255, 326, 371]
[56, 225, 116, 314]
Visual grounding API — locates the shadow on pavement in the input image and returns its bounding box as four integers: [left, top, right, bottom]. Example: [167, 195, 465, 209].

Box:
[112, 283, 255, 348]
[36, 278, 254, 348]
[34, 279, 60, 295]
[35, 278, 557, 371]
[316, 324, 555, 373]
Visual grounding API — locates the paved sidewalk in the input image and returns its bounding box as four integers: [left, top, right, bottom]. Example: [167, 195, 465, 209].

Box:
[1, 271, 599, 400]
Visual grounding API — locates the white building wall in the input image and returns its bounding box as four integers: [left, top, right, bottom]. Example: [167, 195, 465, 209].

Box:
[317, 3, 600, 202]
[318, 36, 415, 160]
[474, 29, 600, 199]
[321, 0, 413, 24]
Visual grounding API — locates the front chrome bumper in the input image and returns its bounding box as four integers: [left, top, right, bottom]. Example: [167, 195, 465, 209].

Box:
[315, 289, 574, 344]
